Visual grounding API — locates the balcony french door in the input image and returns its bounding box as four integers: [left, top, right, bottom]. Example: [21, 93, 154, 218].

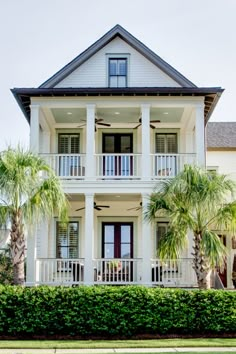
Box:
[102, 134, 133, 177]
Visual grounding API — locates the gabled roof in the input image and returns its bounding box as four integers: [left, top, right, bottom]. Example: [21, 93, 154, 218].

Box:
[39, 24, 196, 88]
[207, 122, 236, 149]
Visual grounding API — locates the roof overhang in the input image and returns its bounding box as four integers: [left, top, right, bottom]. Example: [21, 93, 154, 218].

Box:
[11, 86, 224, 125]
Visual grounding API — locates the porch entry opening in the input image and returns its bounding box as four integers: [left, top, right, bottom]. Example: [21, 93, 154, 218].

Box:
[155, 133, 177, 177]
[102, 133, 133, 177]
[102, 222, 133, 281]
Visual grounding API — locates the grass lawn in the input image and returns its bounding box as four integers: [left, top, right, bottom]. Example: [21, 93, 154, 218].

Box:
[0, 338, 235, 349]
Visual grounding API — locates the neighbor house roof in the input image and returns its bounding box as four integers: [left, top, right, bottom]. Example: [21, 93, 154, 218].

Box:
[39, 24, 196, 89]
[207, 122, 236, 149]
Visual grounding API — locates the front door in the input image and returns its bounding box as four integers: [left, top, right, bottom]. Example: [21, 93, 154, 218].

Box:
[102, 222, 133, 281]
[102, 133, 133, 177]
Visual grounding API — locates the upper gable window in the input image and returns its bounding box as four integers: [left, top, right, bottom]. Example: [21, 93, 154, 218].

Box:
[109, 58, 127, 87]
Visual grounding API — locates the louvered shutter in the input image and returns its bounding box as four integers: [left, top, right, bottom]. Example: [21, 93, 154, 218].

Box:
[58, 134, 80, 153]
[156, 134, 177, 153]
[56, 222, 79, 259]
[166, 134, 177, 153]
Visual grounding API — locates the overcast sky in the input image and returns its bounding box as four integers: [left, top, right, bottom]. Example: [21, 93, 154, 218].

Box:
[0, 0, 235, 151]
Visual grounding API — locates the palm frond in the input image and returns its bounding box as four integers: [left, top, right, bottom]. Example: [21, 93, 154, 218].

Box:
[201, 229, 227, 268]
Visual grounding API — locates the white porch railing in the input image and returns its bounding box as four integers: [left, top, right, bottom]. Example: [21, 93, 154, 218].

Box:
[151, 153, 196, 178]
[151, 258, 197, 287]
[35, 258, 197, 286]
[95, 154, 141, 179]
[93, 258, 142, 284]
[36, 258, 85, 285]
[40, 154, 86, 178]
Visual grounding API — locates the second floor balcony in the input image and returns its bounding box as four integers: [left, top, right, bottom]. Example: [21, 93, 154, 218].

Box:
[41, 152, 196, 180]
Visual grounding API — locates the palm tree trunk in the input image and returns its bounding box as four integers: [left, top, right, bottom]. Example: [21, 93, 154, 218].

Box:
[10, 211, 25, 285]
[192, 232, 211, 289]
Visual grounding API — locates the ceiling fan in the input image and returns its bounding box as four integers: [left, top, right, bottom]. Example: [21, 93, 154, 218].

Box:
[77, 117, 111, 131]
[134, 118, 161, 129]
[127, 202, 142, 211]
[76, 202, 110, 211]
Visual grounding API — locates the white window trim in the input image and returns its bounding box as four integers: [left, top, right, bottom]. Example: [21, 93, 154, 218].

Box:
[106, 53, 130, 88]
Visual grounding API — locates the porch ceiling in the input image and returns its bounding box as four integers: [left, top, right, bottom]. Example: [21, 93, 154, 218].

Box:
[67, 194, 141, 202]
[49, 106, 184, 126]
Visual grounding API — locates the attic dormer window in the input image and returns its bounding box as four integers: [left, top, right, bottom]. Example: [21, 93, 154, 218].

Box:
[109, 58, 127, 87]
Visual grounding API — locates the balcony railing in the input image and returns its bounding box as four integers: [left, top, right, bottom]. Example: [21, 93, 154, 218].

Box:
[93, 258, 142, 284]
[95, 154, 141, 179]
[41, 154, 86, 178]
[36, 258, 85, 285]
[40, 153, 196, 180]
[151, 258, 197, 287]
[151, 153, 196, 178]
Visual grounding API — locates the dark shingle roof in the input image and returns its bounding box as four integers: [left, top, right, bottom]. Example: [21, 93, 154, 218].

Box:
[207, 122, 236, 148]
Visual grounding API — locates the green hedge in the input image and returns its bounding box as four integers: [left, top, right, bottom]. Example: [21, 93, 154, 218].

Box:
[0, 286, 235, 337]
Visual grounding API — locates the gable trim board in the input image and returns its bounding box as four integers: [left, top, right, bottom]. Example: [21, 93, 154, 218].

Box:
[39, 25, 196, 89]
[11, 86, 224, 125]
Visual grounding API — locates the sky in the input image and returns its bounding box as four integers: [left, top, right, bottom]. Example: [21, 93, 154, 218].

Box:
[0, 0, 235, 151]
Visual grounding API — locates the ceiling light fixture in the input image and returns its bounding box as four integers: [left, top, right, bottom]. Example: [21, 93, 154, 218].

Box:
[67, 112, 72, 115]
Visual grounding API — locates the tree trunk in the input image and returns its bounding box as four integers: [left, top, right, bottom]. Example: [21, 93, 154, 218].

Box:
[10, 211, 26, 285]
[192, 232, 211, 289]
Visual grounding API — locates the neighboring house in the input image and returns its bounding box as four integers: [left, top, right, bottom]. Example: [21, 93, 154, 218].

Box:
[207, 122, 236, 288]
[12, 25, 224, 287]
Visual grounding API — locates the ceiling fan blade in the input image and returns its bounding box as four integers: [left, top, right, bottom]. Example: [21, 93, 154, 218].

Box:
[77, 123, 86, 128]
[127, 202, 142, 211]
[97, 122, 111, 127]
[94, 206, 102, 211]
[134, 123, 141, 129]
[76, 207, 85, 211]
[150, 124, 156, 129]
[150, 120, 161, 123]
[96, 205, 110, 208]
[95, 118, 104, 123]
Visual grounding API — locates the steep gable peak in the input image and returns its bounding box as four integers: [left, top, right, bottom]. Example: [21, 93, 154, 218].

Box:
[40, 24, 196, 89]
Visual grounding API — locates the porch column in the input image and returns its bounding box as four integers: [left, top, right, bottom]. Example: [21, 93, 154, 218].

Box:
[84, 193, 94, 284]
[141, 193, 152, 285]
[30, 104, 40, 154]
[86, 104, 95, 180]
[195, 103, 205, 166]
[26, 228, 37, 286]
[141, 104, 151, 180]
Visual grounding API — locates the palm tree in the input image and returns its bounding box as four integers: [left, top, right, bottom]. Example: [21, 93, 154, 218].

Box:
[145, 165, 236, 289]
[0, 147, 68, 285]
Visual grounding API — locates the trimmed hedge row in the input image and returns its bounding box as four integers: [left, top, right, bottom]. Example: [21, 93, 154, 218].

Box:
[0, 285, 235, 337]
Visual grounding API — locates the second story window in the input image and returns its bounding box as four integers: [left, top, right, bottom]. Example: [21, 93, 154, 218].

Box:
[109, 58, 127, 87]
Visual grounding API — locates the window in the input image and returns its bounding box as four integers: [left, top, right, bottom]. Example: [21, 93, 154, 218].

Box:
[58, 134, 80, 154]
[56, 222, 79, 259]
[109, 58, 127, 87]
[156, 222, 168, 256]
[58, 134, 82, 176]
[155, 133, 177, 176]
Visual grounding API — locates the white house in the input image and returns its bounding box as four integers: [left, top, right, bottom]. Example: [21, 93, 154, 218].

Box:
[207, 122, 236, 288]
[12, 25, 224, 287]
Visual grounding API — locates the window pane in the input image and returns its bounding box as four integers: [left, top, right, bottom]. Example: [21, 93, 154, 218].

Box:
[121, 226, 131, 243]
[104, 225, 114, 243]
[118, 60, 127, 75]
[104, 244, 114, 258]
[109, 60, 117, 75]
[121, 244, 131, 258]
[104, 136, 115, 153]
[117, 76, 126, 87]
[109, 76, 117, 87]
[120, 136, 131, 153]
[57, 222, 79, 259]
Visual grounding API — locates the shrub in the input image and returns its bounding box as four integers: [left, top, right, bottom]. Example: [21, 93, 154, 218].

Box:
[0, 286, 235, 337]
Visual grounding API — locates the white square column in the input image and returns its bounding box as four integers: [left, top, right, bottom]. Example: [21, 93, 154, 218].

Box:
[141, 104, 151, 180]
[30, 104, 40, 154]
[141, 193, 152, 286]
[86, 104, 95, 180]
[84, 193, 94, 284]
[195, 104, 205, 167]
